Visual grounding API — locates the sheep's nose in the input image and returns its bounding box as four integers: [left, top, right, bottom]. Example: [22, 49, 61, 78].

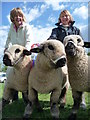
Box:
[65, 42, 75, 52]
[67, 42, 74, 48]
[56, 57, 66, 68]
[3, 54, 8, 61]
[3, 54, 12, 66]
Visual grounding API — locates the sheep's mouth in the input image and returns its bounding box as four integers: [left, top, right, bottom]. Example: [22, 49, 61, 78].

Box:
[65, 42, 76, 56]
[3, 53, 24, 66]
[3, 54, 13, 66]
[65, 48, 76, 56]
[51, 56, 66, 68]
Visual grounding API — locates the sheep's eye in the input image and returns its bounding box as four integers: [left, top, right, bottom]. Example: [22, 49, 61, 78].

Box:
[48, 45, 54, 50]
[77, 38, 81, 43]
[15, 49, 21, 53]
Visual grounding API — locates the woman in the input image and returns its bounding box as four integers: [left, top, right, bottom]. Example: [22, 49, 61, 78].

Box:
[48, 10, 81, 42]
[5, 7, 33, 51]
[4, 7, 33, 102]
[48, 10, 86, 109]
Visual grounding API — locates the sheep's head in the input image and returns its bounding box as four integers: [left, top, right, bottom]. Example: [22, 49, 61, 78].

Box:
[24, 40, 66, 69]
[63, 35, 85, 57]
[3, 44, 30, 66]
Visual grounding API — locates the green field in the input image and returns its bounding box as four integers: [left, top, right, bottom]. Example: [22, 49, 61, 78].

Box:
[0, 83, 90, 120]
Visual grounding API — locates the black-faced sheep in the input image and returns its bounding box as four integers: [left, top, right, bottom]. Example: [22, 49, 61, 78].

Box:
[2, 44, 32, 107]
[63, 35, 90, 120]
[23, 39, 69, 120]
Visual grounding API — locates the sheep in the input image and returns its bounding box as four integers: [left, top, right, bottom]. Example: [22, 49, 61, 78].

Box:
[23, 39, 69, 120]
[2, 44, 32, 107]
[63, 35, 90, 120]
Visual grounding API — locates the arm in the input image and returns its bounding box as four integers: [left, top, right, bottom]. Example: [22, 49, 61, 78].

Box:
[47, 28, 58, 40]
[24, 24, 33, 50]
[4, 25, 12, 50]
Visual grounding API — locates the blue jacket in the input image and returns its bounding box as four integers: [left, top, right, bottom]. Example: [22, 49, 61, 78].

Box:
[48, 21, 81, 43]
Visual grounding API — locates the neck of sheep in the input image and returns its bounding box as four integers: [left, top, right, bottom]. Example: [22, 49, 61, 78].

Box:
[14, 56, 31, 70]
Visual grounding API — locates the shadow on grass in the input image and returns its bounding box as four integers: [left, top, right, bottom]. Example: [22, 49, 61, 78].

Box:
[1, 99, 90, 120]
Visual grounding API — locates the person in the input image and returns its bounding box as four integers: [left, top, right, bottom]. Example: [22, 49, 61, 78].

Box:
[4, 7, 33, 102]
[48, 10, 86, 109]
[4, 7, 33, 51]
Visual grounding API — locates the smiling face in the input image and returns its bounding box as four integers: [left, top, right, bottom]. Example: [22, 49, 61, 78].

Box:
[60, 14, 70, 25]
[14, 14, 23, 27]
[10, 8, 26, 28]
[59, 10, 73, 25]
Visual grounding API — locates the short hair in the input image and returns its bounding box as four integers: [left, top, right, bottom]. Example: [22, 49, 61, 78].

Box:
[58, 10, 73, 24]
[10, 7, 26, 23]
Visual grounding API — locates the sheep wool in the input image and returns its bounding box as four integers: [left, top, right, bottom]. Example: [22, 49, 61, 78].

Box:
[63, 35, 90, 120]
[3, 44, 31, 101]
[24, 39, 69, 119]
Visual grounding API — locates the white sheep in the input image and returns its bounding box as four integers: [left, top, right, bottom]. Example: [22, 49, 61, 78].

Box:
[63, 35, 90, 120]
[23, 39, 69, 120]
[2, 44, 32, 107]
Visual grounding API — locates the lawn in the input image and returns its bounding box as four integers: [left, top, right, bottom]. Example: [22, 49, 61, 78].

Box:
[0, 83, 90, 120]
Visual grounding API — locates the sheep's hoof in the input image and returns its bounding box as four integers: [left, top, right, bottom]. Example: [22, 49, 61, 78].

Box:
[52, 117, 59, 120]
[60, 103, 65, 109]
[51, 104, 59, 120]
[68, 113, 77, 120]
[23, 114, 30, 120]
[80, 103, 86, 110]
[37, 107, 43, 112]
[2, 98, 10, 107]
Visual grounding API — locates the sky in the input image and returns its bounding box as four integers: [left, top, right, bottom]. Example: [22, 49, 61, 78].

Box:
[0, 0, 90, 63]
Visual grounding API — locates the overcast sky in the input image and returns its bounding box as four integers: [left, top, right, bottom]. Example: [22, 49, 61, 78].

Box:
[0, 0, 90, 63]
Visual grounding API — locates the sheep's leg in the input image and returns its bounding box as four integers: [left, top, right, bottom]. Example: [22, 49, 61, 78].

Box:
[80, 92, 86, 110]
[68, 90, 82, 120]
[2, 98, 10, 108]
[2, 87, 13, 107]
[50, 90, 60, 120]
[34, 91, 43, 112]
[2, 88, 20, 108]
[60, 73, 69, 108]
[12, 90, 18, 102]
[59, 84, 68, 108]
[24, 88, 41, 118]
[22, 91, 28, 104]
[23, 101, 33, 119]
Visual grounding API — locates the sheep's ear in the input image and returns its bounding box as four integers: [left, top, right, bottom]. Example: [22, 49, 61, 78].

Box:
[23, 49, 31, 56]
[30, 45, 44, 53]
[83, 42, 90, 48]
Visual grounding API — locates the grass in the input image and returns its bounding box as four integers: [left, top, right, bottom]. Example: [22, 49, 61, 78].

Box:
[0, 83, 90, 120]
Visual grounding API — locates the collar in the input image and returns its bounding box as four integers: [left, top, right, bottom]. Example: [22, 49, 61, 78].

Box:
[13, 23, 24, 32]
[55, 21, 75, 27]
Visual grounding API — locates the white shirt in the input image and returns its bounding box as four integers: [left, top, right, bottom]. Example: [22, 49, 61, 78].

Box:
[5, 22, 33, 50]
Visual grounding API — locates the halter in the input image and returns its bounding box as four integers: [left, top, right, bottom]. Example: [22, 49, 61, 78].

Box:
[43, 50, 66, 67]
[64, 40, 77, 48]
[5, 50, 24, 65]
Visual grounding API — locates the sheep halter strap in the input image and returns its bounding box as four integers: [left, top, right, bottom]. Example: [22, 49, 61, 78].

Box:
[14, 56, 24, 65]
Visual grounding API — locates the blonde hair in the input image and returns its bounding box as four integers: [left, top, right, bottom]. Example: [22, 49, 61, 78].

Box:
[10, 7, 26, 23]
[58, 10, 73, 24]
